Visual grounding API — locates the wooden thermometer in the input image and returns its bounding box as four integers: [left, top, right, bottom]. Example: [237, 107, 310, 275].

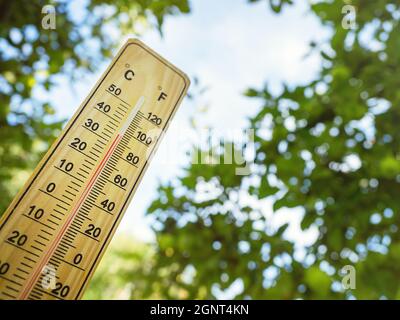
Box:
[0, 39, 190, 300]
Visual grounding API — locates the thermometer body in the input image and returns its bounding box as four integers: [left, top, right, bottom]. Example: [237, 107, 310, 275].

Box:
[0, 39, 190, 300]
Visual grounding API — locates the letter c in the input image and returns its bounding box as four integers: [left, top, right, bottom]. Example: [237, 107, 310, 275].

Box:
[124, 69, 135, 80]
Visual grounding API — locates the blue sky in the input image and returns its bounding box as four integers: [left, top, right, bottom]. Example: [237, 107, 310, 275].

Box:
[48, 0, 329, 242]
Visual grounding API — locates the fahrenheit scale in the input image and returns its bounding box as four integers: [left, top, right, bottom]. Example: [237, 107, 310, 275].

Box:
[0, 39, 190, 300]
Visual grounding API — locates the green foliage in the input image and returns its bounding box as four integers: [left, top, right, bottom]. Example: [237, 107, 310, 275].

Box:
[0, 0, 190, 214]
[147, 0, 400, 299]
[84, 236, 158, 299]
[248, 0, 293, 13]
[85, 235, 204, 299]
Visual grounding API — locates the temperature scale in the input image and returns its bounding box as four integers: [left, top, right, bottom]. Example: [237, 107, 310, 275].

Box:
[0, 39, 190, 300]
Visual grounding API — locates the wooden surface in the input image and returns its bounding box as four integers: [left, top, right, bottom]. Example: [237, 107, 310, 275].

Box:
[0, 39, 190, 300]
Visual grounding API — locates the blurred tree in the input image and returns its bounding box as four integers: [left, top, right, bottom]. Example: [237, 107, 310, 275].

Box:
[84, 236, 158, 299]
[85, 235, 204, 299]
[0, 0, 190, 213]
[147, 0, 400, 299]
